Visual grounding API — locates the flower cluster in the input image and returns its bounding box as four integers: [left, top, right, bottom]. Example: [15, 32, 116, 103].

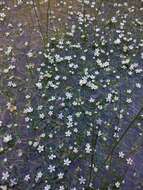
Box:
[0, 0, 143, 189]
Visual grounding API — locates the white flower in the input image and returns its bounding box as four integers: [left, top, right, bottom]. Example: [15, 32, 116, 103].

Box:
[114, 38, 121, 44]
[24, 107, 33, 113]
[48, 165, 55, 173]
[58, 113, 64, 119]
[119, 151, 125, 158]
[58, 172, 64, 179]
[79, 77, 87, 86]
[0, 185, 7, 190]
[17, 0, 23, 5]
[115, 181, 120, 188]
[106, 93, 112, 102]
[59, 186, 65, 190]
[39, 113, 45, 119]
[94, 167, 98, 172]
[126, 158, 133, 165]
[3, 134, 12, 143]
[126, 98, 132, 103]
[5, 46, 12, 55]
[136, 83, 141, 88]
[36, 82, 42, 89]
[25, 117, 30, 122]
[89, 97, 95, 103]
[37, 145, 44, 153]
[73, 147, 78, 153]
[48, 111, 53, 116]
[80, 56, 86, 61]
[24, 174, 30, 181]
[25, 95, 31, 99]
[35, 171, 43, 182]
[65, 130, 72, 137]
[10, 178, 17, 186]
[64, 158, 71, 166]
[79, 176, 86, 184]
[49, 154, 56, 160]
[111, 17, 117, 23]
[44, 185, 51, 190]
[27, 51, 33, 57]
[2, 171, 9, 180]
[83, 0, 89, 5]
[87, 82, 98, 90]
[85, 143, 92, 154]
[98, 130, 102, 137]
[65, 92, 73, 99]
[33, 141, 39, 147]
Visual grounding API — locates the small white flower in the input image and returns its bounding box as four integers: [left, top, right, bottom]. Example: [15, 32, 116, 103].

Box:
[2, 171, 9, 180]
[73, 147, 78, 153]
[114, 38, 121, 44]
[0, 185, 7, 190]
[59, 186, 65, 190]
[39, 113, 45, 119]
[126, 98, 132, 103]
[65, 92, 73, 99]
[24, 106, 33, 113]
[37, 145, 44, 153]
[89, 97, 95, 103]
[10, 178, 17, 186]
[44, 185, 51, 190]
[27, 51, 33, 58]
[98, 130, 102, 137]
[35, 171, 43, 182]
[58, 172, 64, 179]
[3, 134, 12, 143]
[119, 151, 125, 158]
[115, 181, 120, 188]
[79, 77, 87, 86]
[94, 167, 98, 172]
[80, 56, 86, 61]
[126, 157, 133, 165]
[65, 130, 72, 137]
[85, 143, 92, 154]
[111, 17, 117, 23]
[58, 113, 64, 119]
[48, 165, 55, 173]
[5, 46, 12, 55]
[106, 93, 112, 102]
[64, 158, 71, 166]
[36, 82, 42, 89]
[79, 176, 86, 184]
[136, 83, 141, 88]
[49, 154, 56, 160]
[24, 174, 30, 181]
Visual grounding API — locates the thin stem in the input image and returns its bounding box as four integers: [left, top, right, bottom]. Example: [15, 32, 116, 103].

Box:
[31, 0, 45, 44]
[99, 106, 143, 173]
[86, 128, 98, 189]
[46, 0, 51, 41]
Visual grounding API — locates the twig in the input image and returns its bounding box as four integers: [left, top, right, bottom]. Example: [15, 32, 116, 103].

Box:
[86, 127, 98, 189]
[98, 106, 143, 174]
[46, 0, 51, 41]
[31, 0, 45, 44]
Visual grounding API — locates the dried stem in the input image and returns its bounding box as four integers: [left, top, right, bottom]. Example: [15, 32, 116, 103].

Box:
[31, 0, 45, 44]
[98, 106, 143, 174]
[46, 0, 51, 41]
